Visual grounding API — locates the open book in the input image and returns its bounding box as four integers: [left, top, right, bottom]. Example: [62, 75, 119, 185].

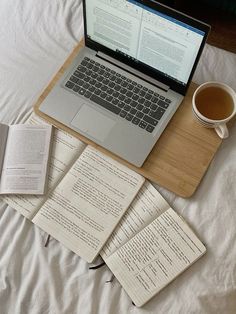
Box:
[101, 184, 206, 306]
[2, 114, 206, 306]
[2, 114, 145, 263]
[0, 122, 52, 194]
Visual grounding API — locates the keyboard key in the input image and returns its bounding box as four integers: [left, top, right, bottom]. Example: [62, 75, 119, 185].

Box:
[136, 104, 144, 111]
[130, 108, 137, 115]
[114, 85, 121, 91]
[136, 112, 144, 119]
[74, 72, 85, 79]
[124, 98, 131, 104]
[73, 85, 80, 92]
[132, 94, 139, 101]
[100, 92, 107, 99]
[91, 94, 121, 115]
[104, 72, 110, 78]
[84, 91, 92, 98]
[145, 93, 152, 100]
[125, 114, 133, 121]
[89, 78, 96, 85]
[130, 101, 137, 108]
[144, 100, 151, 107]
[94, 89, 101, 95]
[112, 98, 119, 105]
[85, 69, 92, 76]
[109, 82, 115, 88]
[83, 82, 89, 89]
[124, 104, 131, 111]
[112, 91, 119, 97]
[81, 60, 88, 66]
[158, 99, 170, 109]
[139, 121, 147, 129]
[127, 84, 134, 91]
[107, 88, 113, 95]
[84, 76, 90, 82]
[126, 91, 133, 98]
[149, 107, 165, 120]
[101, 85, 108, 91]
[102, 78, 109, 85]
[120, 87, 127, 94]
[118, 101, 125, 108]
[159, 95, 165, 100]
[150, 103, 158, 111]
[65, 81, 74, 89]
[87, 63, 93, 69]
[146, 125, 155, 133]
[115, 78, 122, 84]
[77, 66, 86, 73]
[151, 96, 158, 103]
[139, 90, 146, 97]
[88, 86, 95, 92]
[165, 98, 172, 103]
[118, 94, 125, 101]
[143, 115, 158, 126]
[95, 82, 102, 88]
[78, 88, 86, 95]
[120, 110, 127, 118]
[98, 69, 104, 75]
[106, 95, 113, 102]
[132, 117, 140, 125]
[70, 76, 78, 83]
[138, 98, 145, 104]
[142, 107, 150, 114]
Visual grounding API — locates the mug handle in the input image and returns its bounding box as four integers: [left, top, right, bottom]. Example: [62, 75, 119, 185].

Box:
[215, 124, 229, 139]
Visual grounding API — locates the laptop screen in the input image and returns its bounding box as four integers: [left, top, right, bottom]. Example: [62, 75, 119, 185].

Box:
[84, 0, 209, 94]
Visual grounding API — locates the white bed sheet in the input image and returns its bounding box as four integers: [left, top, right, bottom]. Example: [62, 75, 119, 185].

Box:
[0, 1, 236, 313]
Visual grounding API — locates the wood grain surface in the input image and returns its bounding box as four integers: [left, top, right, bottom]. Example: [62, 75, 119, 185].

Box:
[34, 40, 222, 197]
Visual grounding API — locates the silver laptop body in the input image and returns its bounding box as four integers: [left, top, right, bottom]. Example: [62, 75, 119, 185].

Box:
[39, 0, 210, 167]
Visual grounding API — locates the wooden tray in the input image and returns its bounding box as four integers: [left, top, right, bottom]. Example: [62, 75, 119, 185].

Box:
[34, 40, 222, 197]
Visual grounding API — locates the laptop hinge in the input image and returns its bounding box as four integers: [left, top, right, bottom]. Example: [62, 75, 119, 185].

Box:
[96, 51, 169, 92]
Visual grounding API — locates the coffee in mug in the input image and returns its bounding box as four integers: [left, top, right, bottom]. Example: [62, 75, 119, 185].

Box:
[192, 82, 236, 138]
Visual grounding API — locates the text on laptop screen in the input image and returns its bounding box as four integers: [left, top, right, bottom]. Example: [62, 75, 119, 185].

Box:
[86, 0, 205, 86]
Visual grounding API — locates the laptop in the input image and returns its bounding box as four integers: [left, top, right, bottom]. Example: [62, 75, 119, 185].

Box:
[39, 0, 210, 167]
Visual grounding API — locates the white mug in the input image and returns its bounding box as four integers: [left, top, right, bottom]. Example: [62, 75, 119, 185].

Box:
[192, 81, 236, 139]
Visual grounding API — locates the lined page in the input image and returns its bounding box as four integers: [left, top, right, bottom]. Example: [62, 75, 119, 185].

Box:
[33, 146, 145, 263]
[105, 208, 206, 307]
[101, 181, 170, 259]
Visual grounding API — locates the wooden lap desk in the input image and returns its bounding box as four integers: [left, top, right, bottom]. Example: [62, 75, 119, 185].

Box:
[34, 41, 222, 198]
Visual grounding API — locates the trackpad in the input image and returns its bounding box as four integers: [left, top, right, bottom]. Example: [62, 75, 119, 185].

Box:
[71, 104, 116, 141]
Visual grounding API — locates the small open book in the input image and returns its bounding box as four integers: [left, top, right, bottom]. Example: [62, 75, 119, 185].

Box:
[101, 187, 206, 306]
[0, 122, 52, 194]
[2, 114, 206, 306]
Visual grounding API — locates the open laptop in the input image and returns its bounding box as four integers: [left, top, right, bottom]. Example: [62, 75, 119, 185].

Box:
[39, 0, 210, 167]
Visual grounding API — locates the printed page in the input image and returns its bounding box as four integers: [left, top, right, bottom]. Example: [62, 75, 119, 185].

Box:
[0, 123, 9, 176]
[33, 145, 145, 263]
[105, 208, 206, 307]
[101, 181, 170, 260]
[2, 114, 86, 220]
[0, 123, 52, 194]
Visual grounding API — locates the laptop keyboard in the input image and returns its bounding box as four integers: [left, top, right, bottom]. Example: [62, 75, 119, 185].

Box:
[64, 57, 172, 133]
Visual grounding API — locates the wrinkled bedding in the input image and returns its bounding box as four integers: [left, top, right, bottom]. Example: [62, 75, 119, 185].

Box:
[0, 1, 236, 313]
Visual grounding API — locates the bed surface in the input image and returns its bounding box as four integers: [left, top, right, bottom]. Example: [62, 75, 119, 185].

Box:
[0, 1, 236, 313]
